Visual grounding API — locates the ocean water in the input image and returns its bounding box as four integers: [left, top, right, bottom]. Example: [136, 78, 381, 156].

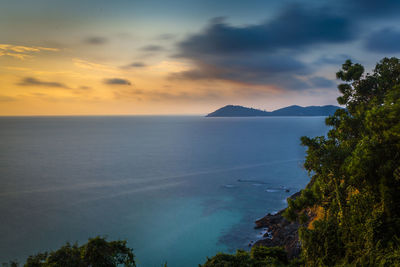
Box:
[0, 116, 328, 266]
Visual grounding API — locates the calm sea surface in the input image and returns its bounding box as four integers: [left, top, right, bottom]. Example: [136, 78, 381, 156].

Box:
[0, 116, 328, 266]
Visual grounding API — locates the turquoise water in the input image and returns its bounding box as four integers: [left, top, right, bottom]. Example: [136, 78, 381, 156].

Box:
[0, 116, 328, 266]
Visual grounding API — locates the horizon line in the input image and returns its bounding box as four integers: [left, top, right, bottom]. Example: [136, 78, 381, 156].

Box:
[0, 103, 342, 117]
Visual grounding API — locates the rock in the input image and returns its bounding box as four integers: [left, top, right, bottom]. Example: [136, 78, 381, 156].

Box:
[253, 192, 302, 259]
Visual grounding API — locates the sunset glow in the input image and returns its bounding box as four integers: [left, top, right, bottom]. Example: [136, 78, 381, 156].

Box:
[1, 0, 399, 115]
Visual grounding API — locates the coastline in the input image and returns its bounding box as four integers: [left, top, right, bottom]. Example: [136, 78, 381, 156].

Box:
[251, 191, 302, 259]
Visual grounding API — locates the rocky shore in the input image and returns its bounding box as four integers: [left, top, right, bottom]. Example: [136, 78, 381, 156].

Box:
[252, 192, 302, 259]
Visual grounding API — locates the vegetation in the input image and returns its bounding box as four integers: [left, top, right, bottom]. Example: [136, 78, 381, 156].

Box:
[13, 237, 135, 267]
[200, 246, 294, 267]
[204, 57, 400, 266]
[284, 57, 400, 266]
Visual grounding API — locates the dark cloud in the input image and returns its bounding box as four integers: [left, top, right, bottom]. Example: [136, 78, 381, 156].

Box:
[124, 62, 147, 68]
[170, 1, 400, 90]
[79, 86, 91, 90]
[103, 78, 131, 85]
[176, 6, 354, 58]
[18, 77, 69, 88]
[341, 0, 400, 18]
[171, 4, 357, 90]
[170, 53, 313, 90]
[170, 54, 311, 88]
[84, 36, 108, 45]
[141, 45, 164, 51]
[364, 28, 400, 53]
[120, 62, 147, 69]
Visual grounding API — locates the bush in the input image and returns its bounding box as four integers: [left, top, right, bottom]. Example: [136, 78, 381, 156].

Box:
[23, 237, 135, 267]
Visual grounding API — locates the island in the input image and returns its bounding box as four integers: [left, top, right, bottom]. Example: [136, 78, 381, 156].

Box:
[206, 104, 341, 117]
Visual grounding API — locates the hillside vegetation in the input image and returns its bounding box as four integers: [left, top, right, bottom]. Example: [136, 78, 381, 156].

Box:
[283, 57, 400, 266]
[203, 57, 400, 266]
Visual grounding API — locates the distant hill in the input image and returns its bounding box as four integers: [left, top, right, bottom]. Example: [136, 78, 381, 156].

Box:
[206, 105, 342, 117]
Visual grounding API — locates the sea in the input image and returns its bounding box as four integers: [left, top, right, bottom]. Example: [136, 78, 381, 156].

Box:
[0, 116, 328, 266]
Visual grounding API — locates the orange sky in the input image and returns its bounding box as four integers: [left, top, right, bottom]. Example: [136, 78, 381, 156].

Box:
[0, 42, 341, 116]
[4, 1, 400, 115]
[3, 0, 377, 116]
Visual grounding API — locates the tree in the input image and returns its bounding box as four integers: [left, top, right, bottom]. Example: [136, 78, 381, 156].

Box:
[284, 57, 400, 266]
[200, 246, 291, 267]
[24, 237, 135, 267]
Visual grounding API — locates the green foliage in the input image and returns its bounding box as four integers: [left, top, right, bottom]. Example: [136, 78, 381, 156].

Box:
[200, 246, 292, 267]
[284, 57, 400, 266]
[201, 250, 254, 267]
[299, 217, 343, 266]
[250, 246, 288, 264]
[23, 237, 135, 267]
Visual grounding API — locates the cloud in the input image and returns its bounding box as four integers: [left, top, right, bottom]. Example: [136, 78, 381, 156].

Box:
[364, 27, 400, 53]
[113, 88, 221, 102]
[0, 51, 30, 60]
[308, 77, 336, 88]
[342, 0, 400, 18]
[170, 53, 312, 88]
[104, 78, 131, 85]
[141, 45, 164, 51]
[168, 0, 400, 91]
[73, 58, 116, 72]
[172, 5, 356, 90]
[122, 62, 147, 69]
[17, 77, 69, 88]
[0, 44, 59, 60]
[176, 6, 353, 58]
[84, 36, 108, 45]
[169, 0, 400, 89]
[0, 44, 58, 53]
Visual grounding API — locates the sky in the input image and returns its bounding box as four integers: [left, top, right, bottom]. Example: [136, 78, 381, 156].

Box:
[1, 0, 400, 115]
